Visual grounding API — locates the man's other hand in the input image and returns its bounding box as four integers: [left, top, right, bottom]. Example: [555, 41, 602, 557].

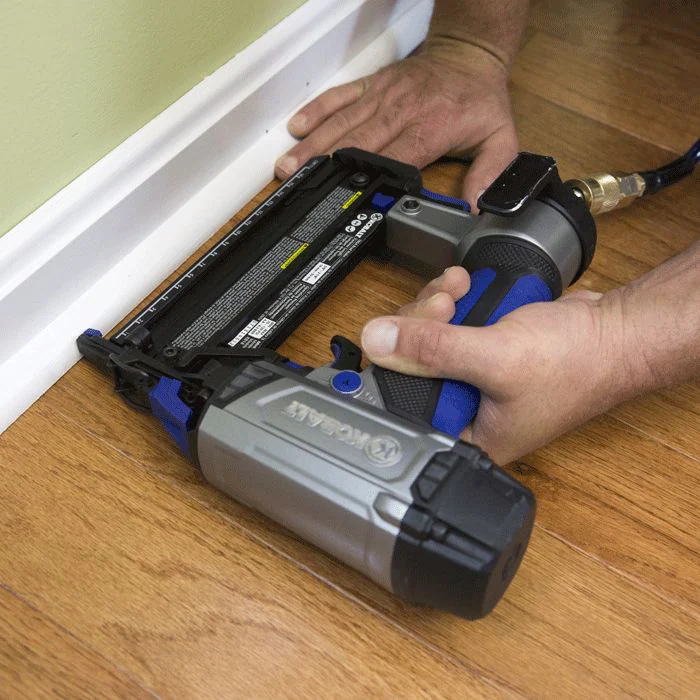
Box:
[275, 46, 518, 209]
[359, 267, 633, 464]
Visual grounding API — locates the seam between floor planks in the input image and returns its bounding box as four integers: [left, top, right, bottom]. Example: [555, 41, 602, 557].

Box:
[45, 403, 524, 699]
[510, 78, 688, 160]
[535, 525, 700, 624]
[0, 582, 162, 699]
[607, 413, 699, 464]
[49, 396, 700, 653]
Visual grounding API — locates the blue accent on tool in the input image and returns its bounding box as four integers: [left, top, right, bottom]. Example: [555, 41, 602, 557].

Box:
[149, 377, 193, 454]
[450, 268, 497, 324]
[332, 370, 363, 395]
[285, 360, 303, 370]
[83, 328, 103, 337]
[371, 192, 397, 213]
[431, 272, 553, 436]
[420, 187, 471, 212]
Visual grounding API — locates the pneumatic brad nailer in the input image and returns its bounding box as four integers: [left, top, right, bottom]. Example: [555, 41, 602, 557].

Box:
[78, 141, 699, 619]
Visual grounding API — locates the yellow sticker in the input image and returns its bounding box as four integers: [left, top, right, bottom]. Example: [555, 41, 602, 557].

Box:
[281, 243, 309, 269]
[342, 191, 363, 209]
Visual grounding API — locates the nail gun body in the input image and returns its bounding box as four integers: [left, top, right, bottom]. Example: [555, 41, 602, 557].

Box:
[78, 147, 596, 618]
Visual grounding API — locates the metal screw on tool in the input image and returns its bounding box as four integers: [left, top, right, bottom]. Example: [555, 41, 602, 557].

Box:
[162, 346, 179, 359]
[402, 198, 421, 213]
[350, 172, 370, 187]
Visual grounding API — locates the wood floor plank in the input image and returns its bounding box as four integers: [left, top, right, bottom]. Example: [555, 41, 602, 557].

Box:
[529, 0, 700, 66]
[0, 406, 500, 699]
[511, 30, 700, 153]
[0, 587, 154, 699]
[36, 363, 700, 697]
[608, 382, 700, 461]
[508, 417, 700, 608]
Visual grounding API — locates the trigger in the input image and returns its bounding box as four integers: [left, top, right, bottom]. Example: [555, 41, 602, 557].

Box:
[330, 335, 363, 371]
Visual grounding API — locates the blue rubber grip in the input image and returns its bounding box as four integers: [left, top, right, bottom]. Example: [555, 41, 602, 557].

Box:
[430, 268, 553, 436]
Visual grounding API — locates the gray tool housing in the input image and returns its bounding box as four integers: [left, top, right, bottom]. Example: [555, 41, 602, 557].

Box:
[387, 196, 582, 289]
[195, 361, 535, 619]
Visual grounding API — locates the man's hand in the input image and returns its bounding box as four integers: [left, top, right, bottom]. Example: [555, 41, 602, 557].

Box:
[275, 45, 517, 208]
[359, 267, 640, 465]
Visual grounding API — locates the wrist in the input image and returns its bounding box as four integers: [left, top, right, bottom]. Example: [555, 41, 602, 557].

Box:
[597, 288, 659, 404]
[418, 35, 510, 78]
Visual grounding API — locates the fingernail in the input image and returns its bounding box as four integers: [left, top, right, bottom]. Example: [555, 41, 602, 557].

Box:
[288, 113, 307, 133]
[276, 155, 298, 177]
[361, 319, 399, 357]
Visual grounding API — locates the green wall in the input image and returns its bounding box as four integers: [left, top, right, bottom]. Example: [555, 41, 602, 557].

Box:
[0, 0, 306, 236]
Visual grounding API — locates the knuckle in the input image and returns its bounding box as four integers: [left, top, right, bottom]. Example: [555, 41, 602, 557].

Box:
[329, 110, 352, 133]
[356, 75, 372, 96]
[378, 109, 397, 134]
[340, 129, 369, 150]
[404, 123, 432, 162]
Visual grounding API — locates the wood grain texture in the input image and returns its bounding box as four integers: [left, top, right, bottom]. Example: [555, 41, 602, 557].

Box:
[0, 587, 154, 699]
[512, 0, 700, 152]
[0, 406, 499, 699]
[1, 0, 699, 697]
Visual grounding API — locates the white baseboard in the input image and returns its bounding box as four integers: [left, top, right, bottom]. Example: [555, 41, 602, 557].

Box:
[0, 0, 434, 433]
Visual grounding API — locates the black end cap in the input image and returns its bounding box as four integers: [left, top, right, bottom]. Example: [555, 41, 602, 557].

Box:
[333, 147, 422, 193]
[391, 442, 535, 620]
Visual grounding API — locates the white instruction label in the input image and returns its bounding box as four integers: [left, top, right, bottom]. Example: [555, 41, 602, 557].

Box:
[303, 262, 331, 286]
[249, 317, 277, 339]
[228, 319, 258, 347]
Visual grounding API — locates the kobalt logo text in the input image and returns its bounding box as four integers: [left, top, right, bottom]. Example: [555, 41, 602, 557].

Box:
[354, 214, 382, 239]
[282, 400, 402, 467]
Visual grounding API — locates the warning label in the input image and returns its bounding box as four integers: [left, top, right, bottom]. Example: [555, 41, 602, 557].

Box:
[289, 186, 359, 243]
[171, 184, 372, 350]
[229, 211, 383, 348]
[172, 236, 300, 349]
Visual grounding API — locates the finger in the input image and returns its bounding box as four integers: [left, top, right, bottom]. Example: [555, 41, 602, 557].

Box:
[416, 266, 470, 302]
[462, 124, 518, 210]
[360, 315, 512, 394]
[287, 78, 369, 138]
[398, 292, 456, 323]
[275, 98, 377, 179]
[327, 111, 409, 157]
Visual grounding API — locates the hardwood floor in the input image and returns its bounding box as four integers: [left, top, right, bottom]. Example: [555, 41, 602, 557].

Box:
[1, 0, 698, 697]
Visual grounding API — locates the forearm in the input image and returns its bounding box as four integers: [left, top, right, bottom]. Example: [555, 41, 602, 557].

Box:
[424, 0, 530, 71]
[604, 241, 700, 400]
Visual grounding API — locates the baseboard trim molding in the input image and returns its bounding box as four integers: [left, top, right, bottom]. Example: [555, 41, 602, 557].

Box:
[0, 0, 433, 433]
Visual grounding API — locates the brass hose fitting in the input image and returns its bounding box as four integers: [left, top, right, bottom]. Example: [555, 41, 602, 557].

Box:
[566, 172, 646, 215]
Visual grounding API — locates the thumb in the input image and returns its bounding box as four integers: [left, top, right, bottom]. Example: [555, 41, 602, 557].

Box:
[361, 316, 511, 395]
[462, 125, 518, 210]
